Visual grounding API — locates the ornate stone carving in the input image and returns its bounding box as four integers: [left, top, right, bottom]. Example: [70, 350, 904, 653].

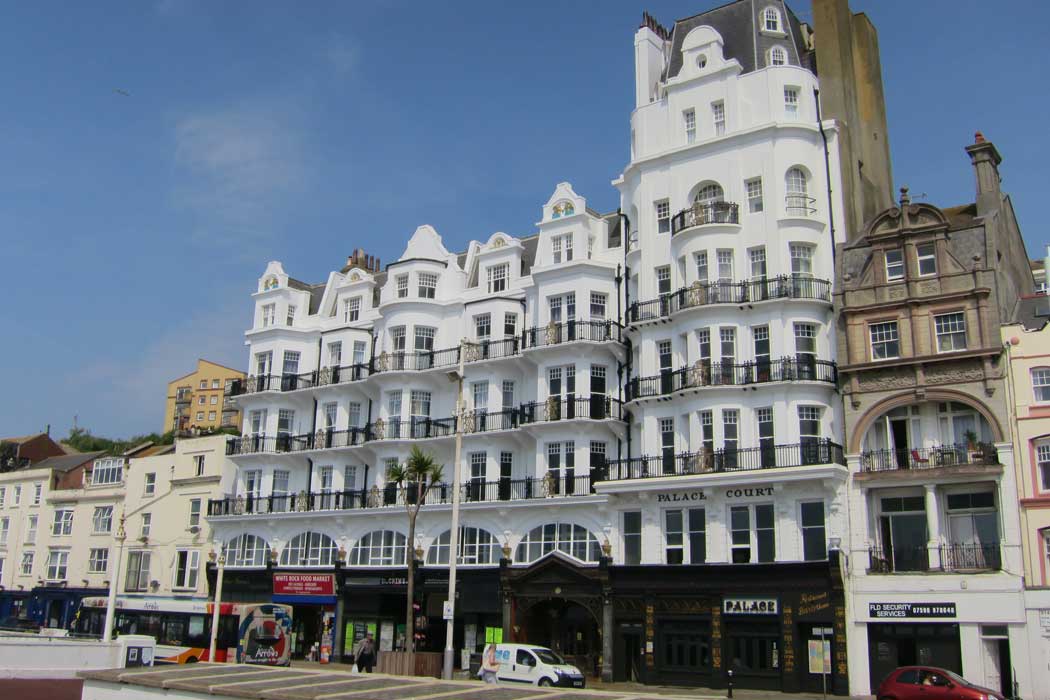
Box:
[317, 366, 333, 386]
[372, 418, 386, 439]
[246, 376, 259, 393]
[918, 280, 940, 295]
[856, 368, 914, 392]
[545, 320, 558, 346]
[233, 495, 245, 515]
[689, 360, 710, 387]
[296, 490, 309, 512]
[887, 285, 907, 300]
[544, 396, 559, 421]
[367, 485, 382, 508]
[463, 342, 481, 362]
[924, 363, 985, 385]
[687, 281, 706, 308]
[314, 429, 327, 448]
[375, 352, 389, 372]
[542, 471, 555, 497]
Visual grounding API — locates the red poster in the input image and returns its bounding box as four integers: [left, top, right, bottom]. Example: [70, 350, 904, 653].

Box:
[273, 573, 336, 596]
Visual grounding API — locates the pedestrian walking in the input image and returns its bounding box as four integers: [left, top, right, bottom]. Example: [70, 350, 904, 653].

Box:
[352, 633, 376, 673]
[479, 644, 500, 684]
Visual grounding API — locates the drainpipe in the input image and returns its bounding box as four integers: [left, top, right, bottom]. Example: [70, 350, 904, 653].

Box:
[813, 88, 837, 269]
[617, 209, 631, 326]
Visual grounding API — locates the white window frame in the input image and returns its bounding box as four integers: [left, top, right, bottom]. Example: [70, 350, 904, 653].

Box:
[285, 305, 296, 326]
[763, 6, 781, 32]
[934, 311, 967, 353]
[487, 264, 508, 294]
[885, 249, 904, 281]
[345, 296, 361, 323]
[189, 499, 202, 528]
[1033, 368, 1050, 403]
[396, 274, 409, 298]
[869, 321, 901, 361]
[91, 458, 124, 486]
[917, 243, 938, 276]
[784, 86, 799, 117]
[712, 101, 725, 136]
[92, 506, 113, 535]
[88, 548, 109, 574]
[46, 550, 69, 582]
[261, 303, 276, 328]
[769, 46, 787, 66]
[790, 243, 814, 276]
[655, 200, 670, 234]
[684, 108, 696, 143]
[418, 272, 438, 298]
[52, 509, 73, 536]
[746, 178, 763, 213]
[21, 551, 34, 575]
[173, 549, 200, 590]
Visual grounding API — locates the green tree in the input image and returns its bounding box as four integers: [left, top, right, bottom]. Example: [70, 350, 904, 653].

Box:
[386, 446, 444, 667]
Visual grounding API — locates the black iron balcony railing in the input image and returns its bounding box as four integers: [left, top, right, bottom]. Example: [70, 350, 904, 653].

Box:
[207, 474, 595, 516]
[221, 397, 238, 413]
[860, 442, 999, 472]
[940, 543, 1001, 572]
[626, 357, 837, 400]
[523, 320, 622, 349]
[519, 395, 625, 424]
[629, 276, 832, 323]
[867, 545, 930, 573]
[600, 439, 844, 481]
[670, 201, 740, 234]
[785, 193, 817, 217]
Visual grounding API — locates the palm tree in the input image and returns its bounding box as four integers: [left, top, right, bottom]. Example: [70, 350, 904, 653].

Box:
[387, 445, 444, 669]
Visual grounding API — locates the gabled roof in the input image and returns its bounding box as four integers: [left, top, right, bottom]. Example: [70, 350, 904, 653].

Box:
[0, 433, 46, 445]
[32, 451, 107, 473]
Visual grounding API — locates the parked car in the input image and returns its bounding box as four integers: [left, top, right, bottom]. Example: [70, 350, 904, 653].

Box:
[480, 643, 585, 688]
[876, 666, 1005, 700]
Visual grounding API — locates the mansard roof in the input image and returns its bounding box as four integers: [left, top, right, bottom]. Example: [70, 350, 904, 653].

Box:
[665, 0, 811, 80]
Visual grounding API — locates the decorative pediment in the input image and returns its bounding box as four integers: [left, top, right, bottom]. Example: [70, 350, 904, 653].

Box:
[257, 261, 288, 293]
[541, 182, 586, 224]
[861, 190, 951, 243]
[400, 225, 451, 261]
[505, 550, 602, 586]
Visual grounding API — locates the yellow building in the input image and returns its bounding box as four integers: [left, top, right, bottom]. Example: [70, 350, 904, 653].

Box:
[163, 359, 245, 434]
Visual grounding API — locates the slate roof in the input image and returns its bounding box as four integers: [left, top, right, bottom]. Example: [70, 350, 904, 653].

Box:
[0, 433, 46, 445]
[1014, 295, 1050, 331]
[30, 450, 107, 473]
[942, 203, 979, 231]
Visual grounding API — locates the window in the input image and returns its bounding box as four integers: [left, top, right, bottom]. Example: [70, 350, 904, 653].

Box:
[91, 458, 124, 486]
[353, 340, 367, 365]
[212, 379, 220, 389]
[712, 101, 725, 136]
[934, 312, 967, 352]
[200, 380, 207, 390]
[749, 247, 767, 278]
[198, 396, 206, 406]
[716, 250, 733, 282]
[491, 313, 512, 341]
[225, 534, 268, 568]
[917, 243, 937, 276]
[414, 326, 436, 354]
[784, 86, 799, 117]
[769, 46, 787, 66]
[26, 516, 36, 544]
[140, 513, 152, 539]
[21, 552, 33, 575]
[474, 313, 491, 340]
[344, 465, 358, 490]
[684, 109, 696, 143]
[390, 326, 406, 353]
[623, 515, 643, 566]
[0, 488, 4, 508]
[282, 531, 339, 567]
[92, 506, 113, 534]
[801, 502, 827, 561]
[273, 470, 289, 498]
[665, 508, 706, 564]
[254, 351, 272, 376]
[869, 321, 900, 360]
[327, 341, 342, 367]
[426, 527, 500, 565]
[125, 551, 151, 591]
[764, 6, 780, 31]
[695, 252, 709, 283]
[286, 305, 296, 325]
[552, 234, 573, 263]
[656, 266, 671, 295]
[649, 199, 671, 236]
[88, 548, 108, 574]
[188, 453, 203, 477]
[244, 470, 262, 498]
[786, 168, 810, 214]
[731, 504, 775, 563]
[344, 296, 361, 322]
[746, 178, 763, 213]
[261, 303, 276, 327]
[396, 274, 409, 298]
[209, 395, 218, 405]
[282, 350, 300, 376]
[348, 402, 362, 428]
[52, 509, 73, 536]
[277, 408, 295, 438]
[1034, 369, 1050, 402]
[515, 523, 602, 563]
[502, 380, 515, 409]
[0, 518, 7, 546]
[46, 551, 68, 581]
[946, 492, 999, 564]
[195, 411, 204, 421]
[349, 530, 407, 566]
[790, 244, 813, 276]
[32, 483, 41, 505]
[885, 249, 904, 281]
[189, 499, 201, 528]
[418, 272, 438, 298]
[487, 264, 508, 293]
[13, 486, 20, 506]
[174, 550, 200, 589]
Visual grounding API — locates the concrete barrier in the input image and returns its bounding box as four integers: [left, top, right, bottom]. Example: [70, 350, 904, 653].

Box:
[0, 633, 129, 679]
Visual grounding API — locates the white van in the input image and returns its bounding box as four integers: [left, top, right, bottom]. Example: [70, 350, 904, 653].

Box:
[481, 643, 586, 688]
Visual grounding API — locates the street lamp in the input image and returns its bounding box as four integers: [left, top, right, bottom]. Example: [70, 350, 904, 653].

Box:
[208, 545, 227, 662]
[102, 512, 127, 642]
[441, 341, 466, 680]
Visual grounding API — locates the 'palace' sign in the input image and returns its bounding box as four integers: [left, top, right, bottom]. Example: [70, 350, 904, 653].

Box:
[724, 597, 779, 615]
[656, 491, 706, 503]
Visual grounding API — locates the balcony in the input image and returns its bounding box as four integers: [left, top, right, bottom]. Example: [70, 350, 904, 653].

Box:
[221, 397, 238, 414]
[207, 474, 596, 517]
[670, 201, 740, 234]
[859, 443, 999, 473]
[519, 395, 625, 424]
[174, 387, 192, 405]
[867, 543, 1001, 574]
[601, 439, 845, 481]
[629, 276, 832, 323]
[626, 357, 837, 401]
[784, 193, 817, 217]
[523, 320, 622, 350]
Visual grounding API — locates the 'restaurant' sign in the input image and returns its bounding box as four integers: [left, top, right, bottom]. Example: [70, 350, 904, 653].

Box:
[724, 597, 779, 615]
[869, 602, 956, 619]
[273, 573, 336, 597]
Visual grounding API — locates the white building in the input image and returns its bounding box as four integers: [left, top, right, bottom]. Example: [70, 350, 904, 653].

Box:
[209, 0, 892, 692]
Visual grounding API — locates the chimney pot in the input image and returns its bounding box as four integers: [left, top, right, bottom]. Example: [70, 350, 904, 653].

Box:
[974, 131, 985, 144]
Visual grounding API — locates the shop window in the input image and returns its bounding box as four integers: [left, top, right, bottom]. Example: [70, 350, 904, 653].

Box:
[281, 531, 338, 567]
[350, 530, 407, 566]
[426, 527, 500, 565]
[660, 619, 712, 671]
[515, 523, 601, 564]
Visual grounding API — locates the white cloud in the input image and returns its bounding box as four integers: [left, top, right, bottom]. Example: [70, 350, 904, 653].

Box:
[171, 102, 308, 245]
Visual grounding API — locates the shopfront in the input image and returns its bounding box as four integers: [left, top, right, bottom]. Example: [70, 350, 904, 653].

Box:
[26, 586, 107, 629]
[272, 572, 337, 661]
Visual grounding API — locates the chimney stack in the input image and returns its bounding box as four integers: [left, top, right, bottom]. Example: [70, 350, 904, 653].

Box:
[965, 131, 1003, 216]
[345, 248, 381, 273]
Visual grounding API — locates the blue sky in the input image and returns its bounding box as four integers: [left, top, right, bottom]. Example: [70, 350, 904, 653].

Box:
[1, 0, 1045, 439]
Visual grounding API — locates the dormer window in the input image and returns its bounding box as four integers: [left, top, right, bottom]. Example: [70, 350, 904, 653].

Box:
[396, 274, 409, 298]
[261, 303, 276, 328]
[418, 272, 438, 299]
[764, 7, 781, 32]
[552, 234, 573, 264]
[552, 201, 575, 219]
[696, 54, 707, 70]
[487, 264, 508, 294]
[344, 296, 361, 323]
[285, 305, 296, 326]
[769, 46, 787, 66]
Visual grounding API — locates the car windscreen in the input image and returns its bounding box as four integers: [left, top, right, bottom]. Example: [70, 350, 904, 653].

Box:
[531, 648, 565, 665]
[941, 669, 969, 687]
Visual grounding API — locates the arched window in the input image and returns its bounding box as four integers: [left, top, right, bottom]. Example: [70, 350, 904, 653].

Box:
[786, 167, 808, 195]
[1033, 368, 1050, 402]
[785, 167, 812, 215]
[693, 183, 725, 205]
[769, 46, 787, 66]
[225, 534, 269, 568]
[515, 523, 602, 564]
[426, 527, 501, 565]
[350, 530, 407, 566]
[280, 531, 338, 567]
[763, 7, 781, 32]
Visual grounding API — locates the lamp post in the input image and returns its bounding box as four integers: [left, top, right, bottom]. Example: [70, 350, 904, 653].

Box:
[208, 545, 226, 662]
[441, 341, 466, 680]
[102, 512, 127, 642]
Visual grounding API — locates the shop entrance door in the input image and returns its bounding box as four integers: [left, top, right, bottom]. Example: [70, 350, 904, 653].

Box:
[523, 599, 599, 677]
[292, 606, 322, 660]
[980, 626, 1012, 697]
[725, 621, 781, 690]
[615, 623, 642, 682]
